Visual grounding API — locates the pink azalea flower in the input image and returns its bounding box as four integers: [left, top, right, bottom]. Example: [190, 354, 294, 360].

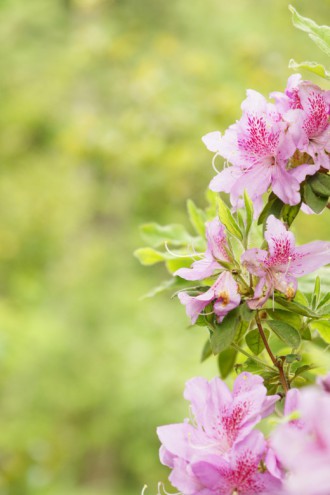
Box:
[317, 372, 330, 393]
[177, 271, 240, 324]
[157, 374, 279, 495]
[241, 215, 330, 308]
[174, 218, 230, 281]
[192, 430, 282, 495]
[271, 74, 330, 169]
[203, 90, 313, 211]
[271, 386, 330, 495]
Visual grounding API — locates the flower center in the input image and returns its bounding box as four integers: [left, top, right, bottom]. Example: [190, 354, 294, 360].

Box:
[217, 291, 230, 306]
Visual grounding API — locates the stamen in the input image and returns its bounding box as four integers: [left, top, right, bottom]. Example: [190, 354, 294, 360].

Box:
[212, 153, 222, 174]
[157, 482, 183, 495]
[164, 242, 204, 260]
[200, 310, 215, 316]
[284, 256, 292, 276]
[164, 242, 194, 259]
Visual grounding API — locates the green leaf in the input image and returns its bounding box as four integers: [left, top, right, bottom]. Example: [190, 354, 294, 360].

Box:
[201, 338, 212, 362]
[139, 223, 194, 248]
[165, 257, 194, 273]
[217, 197, 243, 240]
[187, 199, 206, 237]
[312, 276, 321, 309]
[309, 173, 330, 197]
[134, 247, 169, 265]
[258, 194, 284, 225]
[243, 190, 254, 237]
[303, 182, 328, 213]
[142, 278, 177, 299]
[285, 353, 301, 364]
[274, 296, 319, 318]
[237, 210, 245, 231]
[195, 303, 214, 327]
[218, 347, 237, 378]
[281, 203, 301, 227]
[210, 309, 239, 354]
[319, 292, 330, 308]
[241, 357, 269, 374]
[245, 328, 269, 355]
[310, 320, 330, 343]
[293, 364, 314, 378]
[301, 325, 312, 341]
[289, 59, 330, 80]
[234, 320, 249, 344]
[267, 320, 301, 349]
[289, 5, 330, 57]
[267, 309, 302, 330]
[294, 290, 310, 307]
[239, 302, 255, 323]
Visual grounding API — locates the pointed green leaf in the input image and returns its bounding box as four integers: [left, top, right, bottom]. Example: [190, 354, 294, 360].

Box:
[210, 309, 239, 354]
[294, 290, 310, 307]
[218, 347, 237, 378]
[309, 173, 330, 197]
[303, 182, 328, 213]
[134, 247, 169, 265]
[267, 309, 302, 330]
[310, 320, 330, 343]
[243, 190, 254, 237]
[245, 328, 269, 355]
[292, 364, 315, 379]
[289, 59, 330, 80]
[201, 338, 212, 362]
[281, 203, 301, 227]
[258, 195, 284, 225]
[285, 353, 301, 364]
[312, 276, 321, 309]
[267, 320, 301, 349]
[274, 296, 318, 318]
[301, 325, 312, 341]
[140, 223, 194, 247]
[289, 5, 330, 56]
[187, 199, 206, 237]
[319, 292, 330, 308]
[217, 197, 243, 240]
[142, 278, 177, 299]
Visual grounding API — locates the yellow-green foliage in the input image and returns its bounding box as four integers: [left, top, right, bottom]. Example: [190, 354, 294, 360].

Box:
[0, 0, 329, 494]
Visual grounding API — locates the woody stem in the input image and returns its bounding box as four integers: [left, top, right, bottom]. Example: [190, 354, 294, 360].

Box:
[255, 312, 289, 394]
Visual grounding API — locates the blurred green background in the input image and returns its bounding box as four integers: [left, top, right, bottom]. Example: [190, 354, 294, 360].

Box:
[0, 0, 329, 493]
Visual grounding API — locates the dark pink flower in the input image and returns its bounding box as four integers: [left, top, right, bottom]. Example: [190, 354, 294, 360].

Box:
[241, 215, 330, 308]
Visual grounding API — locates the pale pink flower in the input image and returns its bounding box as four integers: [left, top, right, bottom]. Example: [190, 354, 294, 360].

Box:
[157, 374, 279, 495]
[174, 218, 229, 281]
[177, 271, 240, 324]
[271, 74, 330, 169]
[241, 215, 330, 308]
[271, 386, 330, 495]
[203, 90, 314, 211]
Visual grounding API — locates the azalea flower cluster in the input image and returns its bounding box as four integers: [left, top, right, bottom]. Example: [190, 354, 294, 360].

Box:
[158, 372, 330, 495]
[203, 75, 330, 214]
[137, 71, 330, 495]
[176, 213, 330, 318]
[158, 373, 282, 495]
